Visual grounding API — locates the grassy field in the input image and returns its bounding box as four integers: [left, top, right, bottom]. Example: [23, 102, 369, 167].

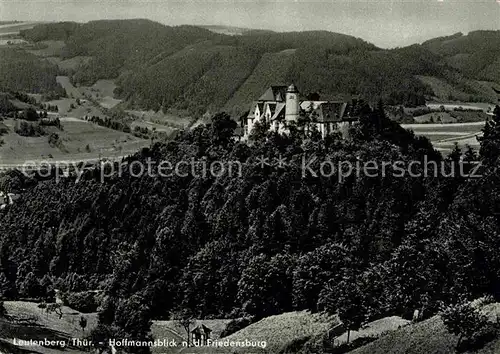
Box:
[351, 303, 500, 354]
[46, 56, 93, 73]
[26, 40, 66, 57]
[223, 311, 337, 353]
[0, 118, 148, 164]
[79, 79, 122, 109]
[1, 301, 233, 354]
[56, 76, 83, 99]
[151, 319, 232, 354]
[128, 109, 194, 131]
[1, 301, 97, 354]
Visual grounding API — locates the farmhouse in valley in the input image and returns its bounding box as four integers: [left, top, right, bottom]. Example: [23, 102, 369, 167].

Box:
[191, 324, 212, 345]
[243, 84, 360, 139]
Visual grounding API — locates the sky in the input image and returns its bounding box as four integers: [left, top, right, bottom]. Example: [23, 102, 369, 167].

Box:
[1, 0, 500, 48]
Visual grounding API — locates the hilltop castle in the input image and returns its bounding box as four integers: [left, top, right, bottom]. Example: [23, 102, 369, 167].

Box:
[243, 84, 360, 139]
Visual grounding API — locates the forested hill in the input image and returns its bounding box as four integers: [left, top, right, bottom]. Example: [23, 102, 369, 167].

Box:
[3, 106, 500, 350]
[17, 20, 500, 118]
[422, 30, 500, 83]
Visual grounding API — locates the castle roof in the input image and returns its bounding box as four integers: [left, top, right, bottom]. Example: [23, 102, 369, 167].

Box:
[300, 101, 329, 111]
[258, 86, 288, 102]
[271, 102, 286, 121]
[247, 101, 264, 119]
[312, 102, 349, 123]
[264, 102, 277, 115]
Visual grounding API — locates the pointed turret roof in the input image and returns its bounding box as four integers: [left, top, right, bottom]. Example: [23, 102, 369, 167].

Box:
[287, 83, 299, 93]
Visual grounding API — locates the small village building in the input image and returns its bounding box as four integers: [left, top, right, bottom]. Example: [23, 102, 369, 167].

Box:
[191, 324, 212, 346]
[243, 84, 360, 139]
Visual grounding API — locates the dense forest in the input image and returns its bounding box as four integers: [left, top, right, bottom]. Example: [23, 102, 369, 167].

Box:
[18, 21, 500, 117]
[0, 48, 65, 96]
[2, 104, 500, 352]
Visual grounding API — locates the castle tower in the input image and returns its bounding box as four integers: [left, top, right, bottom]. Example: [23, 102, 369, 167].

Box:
[285, 83, 300, 122]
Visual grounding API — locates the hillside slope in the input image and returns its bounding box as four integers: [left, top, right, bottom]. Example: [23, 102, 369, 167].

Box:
[13, 21, 500, 118]
[351, 303, 500, 354]
[20, 20, 499, 118]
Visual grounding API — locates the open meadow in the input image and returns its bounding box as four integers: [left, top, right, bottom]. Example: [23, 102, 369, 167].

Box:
[0, 301, 97, 354]
[0, 118, 148, 165]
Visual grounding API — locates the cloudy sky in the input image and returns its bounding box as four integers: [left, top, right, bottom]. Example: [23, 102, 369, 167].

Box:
[1, 0, 500, 48]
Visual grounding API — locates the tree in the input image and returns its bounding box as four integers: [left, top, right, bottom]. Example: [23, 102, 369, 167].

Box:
[322, 273, 367, 344]
[249, 119, 269, 141]
[293, 244, 352, 311]
[0, 301, 6, 318]
[18, 272, 43, 298]
[210, 112, 236, 146]
[46, 303, 63, 319]
[21, 107, 39, 121]
[237, 253, 296, 318]
[478, 105, 500, 162]
[79, 316, 87, 333]
[441, 302, 488, 349]
[171, 308, 195, 346]
[38, 302, 47, 312]
[0, 272, 16, 299]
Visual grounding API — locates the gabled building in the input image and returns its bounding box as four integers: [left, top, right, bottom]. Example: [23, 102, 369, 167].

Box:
[244, 84, 359, 139]
[191, 324, 212, 346]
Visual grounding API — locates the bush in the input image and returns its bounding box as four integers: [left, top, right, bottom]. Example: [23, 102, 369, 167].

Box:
[19, 107, 40, 121]
[441, 302, 489, 349]
[62, 291, 99, 313]
[14, 121, 45, 137]
[457, 322, 499, 353]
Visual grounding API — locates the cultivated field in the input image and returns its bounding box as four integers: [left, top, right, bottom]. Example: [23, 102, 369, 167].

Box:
[128, 109, 193, 134]
[402, 121, 484, 154]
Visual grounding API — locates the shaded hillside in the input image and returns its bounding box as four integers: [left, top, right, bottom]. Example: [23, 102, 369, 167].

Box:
[17, 20, 500, 118]
[223, 49, 297, 115]
[116, 42, 261, 115]
[422, 30, 500, 84]
[20, 21, 80, 42]
[0, 48, 64, 95]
